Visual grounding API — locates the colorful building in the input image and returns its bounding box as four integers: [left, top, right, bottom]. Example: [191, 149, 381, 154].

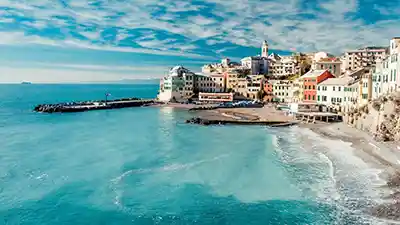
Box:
[301, 70, 335, 103]
[312, 57, 342, 77]
[263, 80, 274, 102]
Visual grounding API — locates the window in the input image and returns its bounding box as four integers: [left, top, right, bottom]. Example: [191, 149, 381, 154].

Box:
[318, 86, 320, 91]
[312, 95, 315, 100]
[317, 95, 320, 101]
[308, 95, 311, 100]
[333, 86, 335, 91]
[313, 85, 315, 90]
[344, 97, 347, 102]
[322, 96, 327, 101]
[338, 87, 341, 91]
[331, 97, 335, 102]
[362, 94, 368, 99]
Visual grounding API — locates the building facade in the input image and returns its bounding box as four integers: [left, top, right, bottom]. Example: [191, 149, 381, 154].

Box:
[270, 80, 293, 102]
[316, 77, 354, 106]
[301, 70, 335, 103]
[241, 56, 268, 75]
[312, 57, 342, 77]
[267, 53, 296, 77]
[158, 66, 195, 102]
[371, 37, 400, 100]
[263, 80, 274, 102]
[343, 47, 387, 71]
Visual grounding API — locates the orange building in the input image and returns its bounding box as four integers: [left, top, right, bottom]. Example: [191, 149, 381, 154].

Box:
[301, 70, 335, 103]
[263, 80, 274, 102]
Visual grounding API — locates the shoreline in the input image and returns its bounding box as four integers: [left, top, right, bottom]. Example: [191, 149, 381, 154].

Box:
[164, 102, 400, 221]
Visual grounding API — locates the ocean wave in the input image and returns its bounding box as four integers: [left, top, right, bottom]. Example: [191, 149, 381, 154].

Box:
[110, 154, 231, 209]
[269, 126, 389, 224]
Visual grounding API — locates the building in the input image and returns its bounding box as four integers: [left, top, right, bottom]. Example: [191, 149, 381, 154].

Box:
[240, 56, 268, 75]
[210, 73, 226, 93]
[270, 80, 293, 102]
[199, 92, 233, 102]
[316, 77, 354, 106]
[291, 78, 304, 103]
[359, 72, 372, 106]
[263, 80, 274, 102]
[343, 82, 359, 112]
[292, 52, 312, 76]
[312, 57, 342, 77]
[158, 66, 226, 102]
[158, 66, 195, 102]
[371, 37, 400, 100]
[240, 41, 269, 75]
[224, 71, 248, 96]
[300, 70, 335, 103]
[267, 53, 296, 77]
[343, 47, 387, 71]
[246, 75, 264, 99]
[202, 58, 241, 74]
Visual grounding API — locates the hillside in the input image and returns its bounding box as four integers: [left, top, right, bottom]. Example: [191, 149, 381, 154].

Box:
[344, 92, 400, 142]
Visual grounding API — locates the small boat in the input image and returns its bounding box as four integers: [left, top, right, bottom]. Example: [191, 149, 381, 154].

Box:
[21, 81, 32, 84]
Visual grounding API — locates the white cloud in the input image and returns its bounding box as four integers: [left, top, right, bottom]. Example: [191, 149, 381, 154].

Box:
[1, 0, 400, 57]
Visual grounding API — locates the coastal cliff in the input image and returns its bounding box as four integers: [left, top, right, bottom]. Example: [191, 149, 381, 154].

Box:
[344, 92, 400, 142]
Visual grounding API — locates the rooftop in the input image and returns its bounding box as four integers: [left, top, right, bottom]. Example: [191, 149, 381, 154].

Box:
[301, 69, 328, 78]
[318, 77, 353, 86]
[317, 57, 341, 63]
[241, 56, 268, 61]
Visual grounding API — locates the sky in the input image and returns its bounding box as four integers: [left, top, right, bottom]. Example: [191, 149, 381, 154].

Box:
[0, 0, 399, 83]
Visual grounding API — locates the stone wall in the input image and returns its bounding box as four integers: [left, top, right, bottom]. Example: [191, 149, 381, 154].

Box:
[344, 92, 400, 142]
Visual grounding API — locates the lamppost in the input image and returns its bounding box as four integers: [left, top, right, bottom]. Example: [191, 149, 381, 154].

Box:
[105, 93, 111, 105]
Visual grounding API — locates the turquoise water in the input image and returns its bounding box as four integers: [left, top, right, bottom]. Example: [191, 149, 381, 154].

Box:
[0, 84, 387, 224]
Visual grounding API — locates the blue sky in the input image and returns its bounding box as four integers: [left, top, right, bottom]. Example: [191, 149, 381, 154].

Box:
[0, 0, 399, 83]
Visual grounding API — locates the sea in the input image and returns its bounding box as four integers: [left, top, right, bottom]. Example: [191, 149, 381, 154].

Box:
[0, 84, 391, 225]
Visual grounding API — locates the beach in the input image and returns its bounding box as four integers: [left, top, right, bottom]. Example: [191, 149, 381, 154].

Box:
[173, 102, 400, 221]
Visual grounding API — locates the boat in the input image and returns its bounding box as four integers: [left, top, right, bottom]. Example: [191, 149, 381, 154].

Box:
[21, 81, 32, 84]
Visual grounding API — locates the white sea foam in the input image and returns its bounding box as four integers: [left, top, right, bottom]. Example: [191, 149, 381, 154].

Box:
[270, 126, 390, 224]
[110, 153, 231, 208]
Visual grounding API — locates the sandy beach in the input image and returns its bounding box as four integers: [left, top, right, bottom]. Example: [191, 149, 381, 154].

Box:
[155, 102, 400, 221]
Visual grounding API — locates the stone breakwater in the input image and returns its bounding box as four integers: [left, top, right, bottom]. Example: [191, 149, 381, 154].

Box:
[185, 117, 296, 126]
[34, 98, 155, 113]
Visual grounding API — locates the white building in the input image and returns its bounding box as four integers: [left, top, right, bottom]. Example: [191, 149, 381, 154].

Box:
[267, 53, 296, 77]
[158, 66, 195, 102]
[371, 37, 400, 100]
[317, 77, 354, 106]
[343, 47, 387, 71]
[158, 66, 225, 102]
[271, 80, 293, 103]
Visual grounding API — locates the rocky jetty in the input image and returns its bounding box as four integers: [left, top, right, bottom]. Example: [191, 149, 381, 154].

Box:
[185, 117, 293, 126]
[344, 92, 400, 142]
[34, 98, 154, 113]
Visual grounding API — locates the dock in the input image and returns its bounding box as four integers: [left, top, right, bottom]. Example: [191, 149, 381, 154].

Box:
[34, 98, 156, 113]
[185, 117, 297, 126]
[295, 112, 342, 123]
